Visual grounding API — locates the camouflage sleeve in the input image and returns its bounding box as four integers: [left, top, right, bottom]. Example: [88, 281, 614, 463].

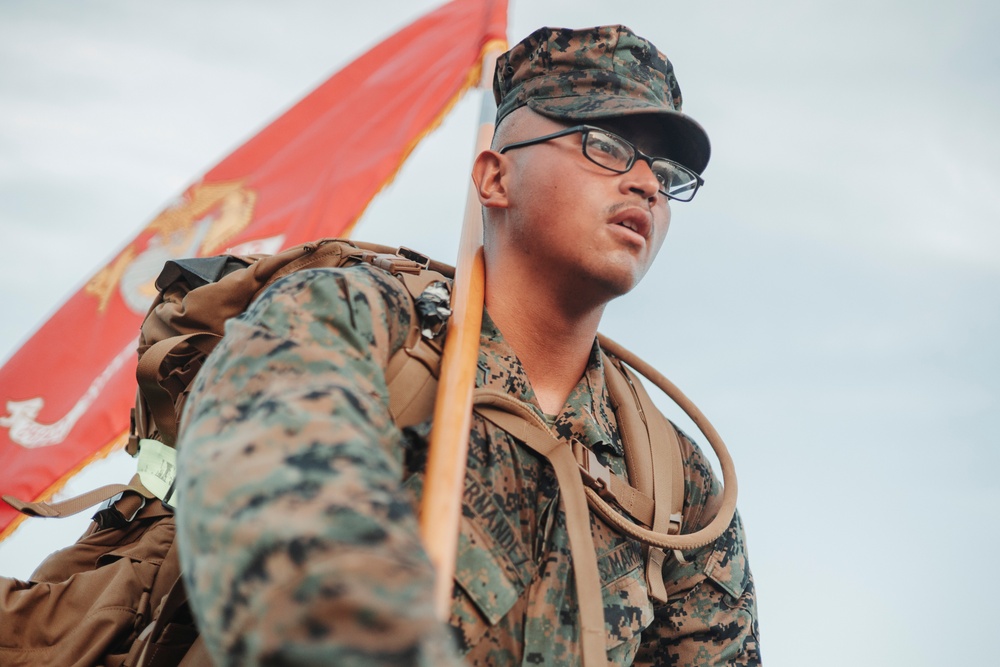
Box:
[634, 431, 762, 666]
[174, 265, 461, 667]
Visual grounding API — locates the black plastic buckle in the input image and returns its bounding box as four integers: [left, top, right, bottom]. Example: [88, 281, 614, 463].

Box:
[396, 246, 431, 269]
[92, 492, 146, 531]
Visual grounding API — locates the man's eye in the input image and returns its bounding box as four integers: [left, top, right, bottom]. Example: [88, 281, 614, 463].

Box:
[588, 135, 629, 161]
[653, 167, 674, 188]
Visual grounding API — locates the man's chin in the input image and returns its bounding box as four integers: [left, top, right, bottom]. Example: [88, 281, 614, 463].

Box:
[589, 270, 646, 304]
[603, 257, 652, 297]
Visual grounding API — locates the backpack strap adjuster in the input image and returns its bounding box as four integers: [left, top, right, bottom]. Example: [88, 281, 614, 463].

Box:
[93, 492, 147, 531]
[396, 246, 431, 268]
[359, 250, 425, 275]
[577, 445, 614, 501]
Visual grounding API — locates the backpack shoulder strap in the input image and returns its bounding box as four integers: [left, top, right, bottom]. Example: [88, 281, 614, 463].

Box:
[595, 335, 738, 553]
[474, 390, 610, 666]
[602, 352, 684, 604]
[384, 269, 448, 428]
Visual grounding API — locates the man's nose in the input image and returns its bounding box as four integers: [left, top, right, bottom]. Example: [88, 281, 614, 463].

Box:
[622, 158, 661, 202]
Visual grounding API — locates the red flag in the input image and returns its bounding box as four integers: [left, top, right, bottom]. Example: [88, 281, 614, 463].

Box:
[0, 0, 507, 540]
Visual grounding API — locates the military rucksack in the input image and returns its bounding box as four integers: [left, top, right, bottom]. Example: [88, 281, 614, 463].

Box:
[0, 238, 735, 666]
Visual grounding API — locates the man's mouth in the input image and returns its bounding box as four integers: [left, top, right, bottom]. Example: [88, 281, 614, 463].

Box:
[617, 219, 642, 234]
[610, 209, 652, 240]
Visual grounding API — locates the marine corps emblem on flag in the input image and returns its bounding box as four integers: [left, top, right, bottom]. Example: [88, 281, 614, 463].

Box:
[85, 180, 259, 314]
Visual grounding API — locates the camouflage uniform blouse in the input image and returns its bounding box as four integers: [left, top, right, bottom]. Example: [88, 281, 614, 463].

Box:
[176, 264, 761, 666]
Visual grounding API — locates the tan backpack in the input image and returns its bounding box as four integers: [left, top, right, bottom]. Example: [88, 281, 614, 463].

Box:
[0, 238, 725, 666]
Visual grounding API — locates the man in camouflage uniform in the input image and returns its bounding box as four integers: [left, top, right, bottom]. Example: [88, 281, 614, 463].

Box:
[176, 25, 761, 666]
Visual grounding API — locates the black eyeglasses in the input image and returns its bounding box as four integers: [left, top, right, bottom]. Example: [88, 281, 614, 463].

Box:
[497, 125, 704, 202]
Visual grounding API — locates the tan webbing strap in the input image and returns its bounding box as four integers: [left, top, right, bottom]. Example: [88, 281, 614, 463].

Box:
[645, 542, 670, 602]
[614, 359, 686, 601]
[572, 441, 654, 528]
[384, 270, 448, 429]
[137, 332, 221, 446]
[600, 355, 673, 601]
[620, 370, 685, 537]
[475, 390, 609, 667]
[601, 355, 652, 501]
[633, 371, 684, 603]
[606, 473, 655, 528]
[1, 474, 154, 519]
[2, 484, 131, 518]
[386, 346, 439, 428]
[648, 416, 685, 602]
[667, 424, 685, 533]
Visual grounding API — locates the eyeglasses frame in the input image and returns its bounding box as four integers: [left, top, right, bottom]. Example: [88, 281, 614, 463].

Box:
[496, 124, 704, 202]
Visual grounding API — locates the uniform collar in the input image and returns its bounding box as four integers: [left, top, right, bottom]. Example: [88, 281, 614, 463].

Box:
[477, 310, 624, 457]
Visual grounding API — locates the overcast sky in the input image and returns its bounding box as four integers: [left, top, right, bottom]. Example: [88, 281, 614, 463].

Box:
[1, 1, 998, 665]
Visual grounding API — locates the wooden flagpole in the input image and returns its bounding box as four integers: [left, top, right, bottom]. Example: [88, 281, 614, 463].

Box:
[419, 45, 503, 619]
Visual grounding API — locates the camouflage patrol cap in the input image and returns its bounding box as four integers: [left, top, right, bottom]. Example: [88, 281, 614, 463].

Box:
[493, 25, 711, 174]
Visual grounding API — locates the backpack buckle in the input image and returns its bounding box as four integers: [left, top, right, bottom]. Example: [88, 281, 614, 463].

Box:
[578, 447, 614, 500]
[92, 492, 147, 530]
[364, 251, 425, 275]
[396, 246, 430, 269]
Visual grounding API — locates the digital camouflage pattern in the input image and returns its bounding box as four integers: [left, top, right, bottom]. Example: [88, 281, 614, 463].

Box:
[176, 264, 760, 666]
[493, 25, 711, 174]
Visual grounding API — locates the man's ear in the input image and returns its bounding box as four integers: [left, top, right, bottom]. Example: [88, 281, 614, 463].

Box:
[471, 150, 509, 209]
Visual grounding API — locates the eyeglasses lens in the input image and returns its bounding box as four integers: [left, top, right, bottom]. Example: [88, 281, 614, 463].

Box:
[583, 129, 698, 201]
[651, 161, 698, 202]
[583, 129, 631, 171]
